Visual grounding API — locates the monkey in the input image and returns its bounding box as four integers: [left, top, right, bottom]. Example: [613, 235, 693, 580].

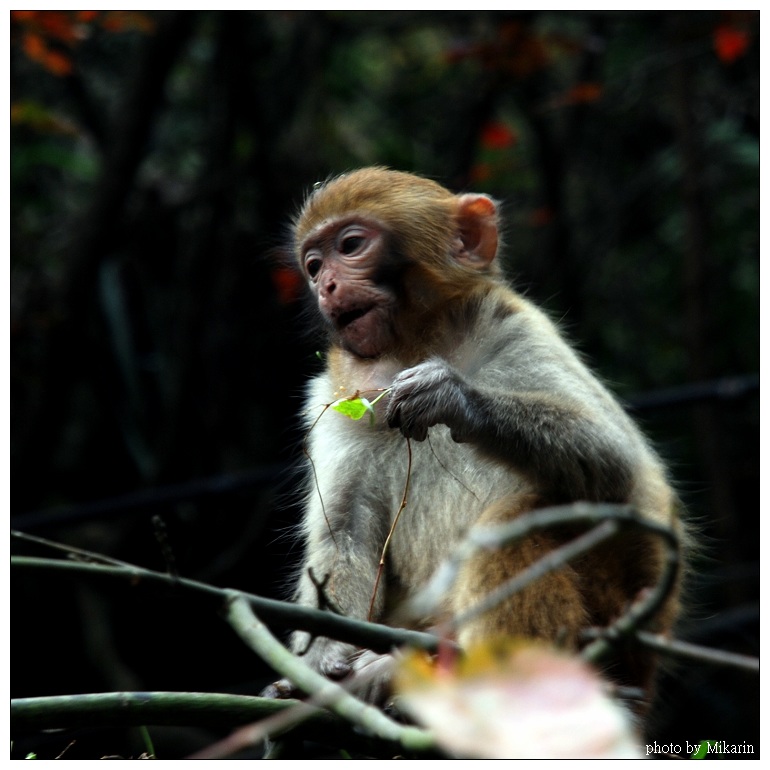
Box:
[265, 167, 682, 711]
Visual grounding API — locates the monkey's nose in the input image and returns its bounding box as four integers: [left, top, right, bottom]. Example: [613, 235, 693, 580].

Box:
[320, 276, 336, 296]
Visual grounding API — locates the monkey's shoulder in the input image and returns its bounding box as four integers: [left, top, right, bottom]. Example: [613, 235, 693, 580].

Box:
[450, 290, 589, 381]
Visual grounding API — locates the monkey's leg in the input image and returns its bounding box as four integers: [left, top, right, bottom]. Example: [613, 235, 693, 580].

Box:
[451, 497, 671, 713]
[451, 496, 590, 650]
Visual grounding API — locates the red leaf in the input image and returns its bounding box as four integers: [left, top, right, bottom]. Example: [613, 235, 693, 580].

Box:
[100, 11, 156, 34]
[23, 33, 72, 76]
[564, 82, 602, 105]
[22, 32, 46, 61]
[38, 11, 79, 43]
[480, 122, 518, 150]
[42, 48, 73, 76]
[271, 266, 303, 304]
[714, 24, 750, 64]
[546, 82, 603, 111]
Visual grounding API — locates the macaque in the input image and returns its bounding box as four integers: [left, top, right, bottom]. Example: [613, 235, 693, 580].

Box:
[268, 167, 681, 708]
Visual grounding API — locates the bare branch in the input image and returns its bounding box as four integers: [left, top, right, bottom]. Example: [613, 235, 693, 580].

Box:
[584, 629, 759, 674]
[581, 512, 680, 665]
[11, 691, 416, 757]
[222, 591, 434, 752]
[11, 691, 292, 732]
[12, 555, 440, 655]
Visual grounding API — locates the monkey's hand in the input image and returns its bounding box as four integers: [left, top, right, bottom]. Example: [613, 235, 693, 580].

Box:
[261, 649, 396, 706]
[386, 359, 472, 442]
[260, 636, 355, 700]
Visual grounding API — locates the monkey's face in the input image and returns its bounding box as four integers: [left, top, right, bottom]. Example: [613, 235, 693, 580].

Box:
[294, 168, 501, 360]
[299, 217, 401, 359]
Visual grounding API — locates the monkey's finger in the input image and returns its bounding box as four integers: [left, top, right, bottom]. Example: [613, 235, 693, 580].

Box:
[387, 398, 430, 440]
[260, 678, 299, 700]
[322, 659, 352, 680]
[385, 401, 402, 430]
[399, 419, 429, 441]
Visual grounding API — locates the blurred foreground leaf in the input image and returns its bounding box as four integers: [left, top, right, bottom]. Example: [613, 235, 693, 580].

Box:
[395, 640, 641, 759]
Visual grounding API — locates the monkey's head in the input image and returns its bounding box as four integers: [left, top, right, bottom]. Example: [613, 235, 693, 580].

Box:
[293, 167, 500, 359]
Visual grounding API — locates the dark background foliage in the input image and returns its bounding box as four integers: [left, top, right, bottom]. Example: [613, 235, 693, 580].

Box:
[11, 10, 758, 759]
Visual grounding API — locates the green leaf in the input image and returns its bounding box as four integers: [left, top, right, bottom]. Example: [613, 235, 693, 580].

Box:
[332, 397, 373, 421]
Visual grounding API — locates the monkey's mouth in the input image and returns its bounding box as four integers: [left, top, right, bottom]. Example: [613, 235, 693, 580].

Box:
[333, 304, 390, 358]
[336, 305, 374, 330]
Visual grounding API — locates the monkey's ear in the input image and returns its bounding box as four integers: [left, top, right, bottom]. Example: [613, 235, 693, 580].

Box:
[455, 194, 499, 269]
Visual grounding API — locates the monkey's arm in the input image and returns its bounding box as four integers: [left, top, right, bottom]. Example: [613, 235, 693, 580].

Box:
[386, 357, 636, 504]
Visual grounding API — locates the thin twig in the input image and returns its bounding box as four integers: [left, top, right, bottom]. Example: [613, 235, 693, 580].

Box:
[151, 515, 178, 578]
[426, 432, 480, 501]
[302, 402, 338, 549]
[606, 629, 757, 673]
[55, 740, 77, 759]
[188, 700, 320, 759]
[369, 437, 413, 621]
[302, 387, 392, 553]
[12, 529, 134, 568]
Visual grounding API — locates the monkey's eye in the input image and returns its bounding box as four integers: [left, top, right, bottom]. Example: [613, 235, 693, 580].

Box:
[305, 256, 322, 279]
[339, 235, 365, 255]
